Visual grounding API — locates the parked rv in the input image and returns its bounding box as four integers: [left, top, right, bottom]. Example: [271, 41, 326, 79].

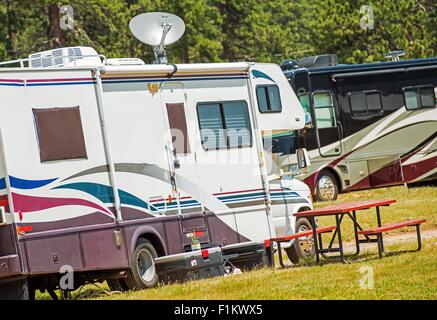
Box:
[275, 54, 437, 201]
[0, 13, 315, 299]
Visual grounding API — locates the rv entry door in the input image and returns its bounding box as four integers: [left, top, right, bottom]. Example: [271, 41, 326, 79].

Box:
[312, 91, 343, 157]
[161, 82, 211, 250]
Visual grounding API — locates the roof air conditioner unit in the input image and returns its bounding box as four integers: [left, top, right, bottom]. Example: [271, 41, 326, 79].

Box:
[28, 47, 101, 68]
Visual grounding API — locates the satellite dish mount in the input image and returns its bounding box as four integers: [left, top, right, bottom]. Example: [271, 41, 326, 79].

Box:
[153, 22, 172, 64]
[129, 12, 185, 64]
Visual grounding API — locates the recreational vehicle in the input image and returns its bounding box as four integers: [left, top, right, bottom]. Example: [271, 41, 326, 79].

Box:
[276, 54, 437, 201]
[0, 14, 314, 299]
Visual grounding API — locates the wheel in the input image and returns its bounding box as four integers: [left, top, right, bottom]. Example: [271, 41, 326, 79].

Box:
[124, 238, 159, 290]
[107, 278, 129, 292]
[0, 278, 30, 300]
[285, 218, 315, 264]
[315, 170, 339, 202]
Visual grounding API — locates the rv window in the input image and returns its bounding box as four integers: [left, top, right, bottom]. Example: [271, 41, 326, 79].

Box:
[298, 94, 312, 123]
[404, 89, 419, 109]
[313, 92, 336, 129]
[420, 87, 436, 108]
[349, 91, 382, 115]
[166, 103, 190, 154]
[366, 92, 382, 111]
[197, 103, 227, 150]
[350, 93, 366, 114]
[197, 101, 252, 150]
[256, 85, 282, 113]
[33, 107, 87, 162]
[403, 86, 436, 110]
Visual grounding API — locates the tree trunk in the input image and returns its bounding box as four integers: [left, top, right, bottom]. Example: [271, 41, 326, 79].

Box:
[48, 3, 66, 48]
[6, 0, 17, 58]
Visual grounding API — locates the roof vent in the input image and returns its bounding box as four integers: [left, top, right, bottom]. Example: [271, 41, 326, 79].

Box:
[28, 47, 101, 68]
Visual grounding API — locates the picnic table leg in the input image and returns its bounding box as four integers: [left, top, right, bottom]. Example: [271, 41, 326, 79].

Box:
[376, 206, 385, 253]
[277, 242, 286, 268]
[310, 216, 320, 264]
[416, 224, 422, 251]
[335, 214, 346, 263]
[326, 214, 344, 251]
[352, 211, 360, 256]
[376, 234, 384, 258]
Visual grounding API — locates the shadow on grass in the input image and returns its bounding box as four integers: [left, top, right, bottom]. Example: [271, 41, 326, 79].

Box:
[38, 282, 122, 300]
[278, 246, 423, 268]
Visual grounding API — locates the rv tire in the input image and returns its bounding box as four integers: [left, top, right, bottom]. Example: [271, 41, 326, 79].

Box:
[125, 238, 159, 290]
[316, 170, 339, 202]
[0, 278, 30, 300]
[284, 218, 315, 264]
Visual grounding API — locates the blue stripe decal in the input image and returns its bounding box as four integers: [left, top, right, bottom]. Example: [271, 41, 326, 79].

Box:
[54, 182, 151, 211]
[252, 70, 275, 83]
[0, 83, 24, 87]
[9, 176, 58, 189]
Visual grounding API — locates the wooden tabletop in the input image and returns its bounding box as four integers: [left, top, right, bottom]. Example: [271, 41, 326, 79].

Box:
[293, 199, 396, 217]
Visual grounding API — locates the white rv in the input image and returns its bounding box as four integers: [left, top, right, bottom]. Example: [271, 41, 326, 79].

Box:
[0, 14, 313, 299]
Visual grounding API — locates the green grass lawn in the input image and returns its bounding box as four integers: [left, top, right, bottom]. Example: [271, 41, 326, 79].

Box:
[36, 185, 437, 300]
[87, 240, 437, 300]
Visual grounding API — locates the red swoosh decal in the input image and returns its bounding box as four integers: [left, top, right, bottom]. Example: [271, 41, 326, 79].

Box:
[11, 192, 111, 215]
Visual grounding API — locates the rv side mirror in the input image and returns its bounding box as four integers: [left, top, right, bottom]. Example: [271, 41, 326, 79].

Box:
[296, 148, 310, 169]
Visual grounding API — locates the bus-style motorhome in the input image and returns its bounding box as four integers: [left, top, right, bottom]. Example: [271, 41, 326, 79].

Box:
[277, 54, 437, 201]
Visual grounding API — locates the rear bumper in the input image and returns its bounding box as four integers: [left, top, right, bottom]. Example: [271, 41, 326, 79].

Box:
[0, 254, 22, 280]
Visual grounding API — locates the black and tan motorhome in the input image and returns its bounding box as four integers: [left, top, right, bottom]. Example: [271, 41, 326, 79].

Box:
[276, 54, 437, 201]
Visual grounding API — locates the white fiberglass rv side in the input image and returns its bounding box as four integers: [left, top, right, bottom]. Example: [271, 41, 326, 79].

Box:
[0, 54, 311, 298]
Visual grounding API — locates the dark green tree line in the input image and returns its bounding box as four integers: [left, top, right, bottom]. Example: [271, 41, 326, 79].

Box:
[0, 0, 435, 64]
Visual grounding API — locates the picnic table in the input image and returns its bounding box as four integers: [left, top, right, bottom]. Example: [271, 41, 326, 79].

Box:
[267, 199, 426, 267]
[293, 199, 397, 264]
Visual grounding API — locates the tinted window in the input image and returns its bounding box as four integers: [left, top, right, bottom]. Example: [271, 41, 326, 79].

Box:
[403, 86, 436, 110]
[198, 101, 252, 150]
[420, 87, 436, 108]
[366, 92, 382, 111]
[33, 106, 87, 162]
[350, 93, 366, 114]
[404, 89, 419, 109]
[349, 91, 382, 115]
[313, 92, 336, 129]
[256, 85, 282, 113]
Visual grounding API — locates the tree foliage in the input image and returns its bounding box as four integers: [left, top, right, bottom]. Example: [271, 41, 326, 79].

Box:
[0, 0, 435, 64]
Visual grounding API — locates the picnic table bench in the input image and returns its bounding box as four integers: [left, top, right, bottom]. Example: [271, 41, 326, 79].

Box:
[269, 226, 336, 268]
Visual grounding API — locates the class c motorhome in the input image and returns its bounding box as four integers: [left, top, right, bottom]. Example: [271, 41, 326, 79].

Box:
[0, 41, 313, 298]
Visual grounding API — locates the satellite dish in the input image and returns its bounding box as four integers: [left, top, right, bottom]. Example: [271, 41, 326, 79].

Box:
[129, 12, 185, 64]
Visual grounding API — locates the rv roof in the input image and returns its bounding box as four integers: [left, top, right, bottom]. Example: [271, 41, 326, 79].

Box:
[103, 62, 251, 77]
[284, 56, 437, 77]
